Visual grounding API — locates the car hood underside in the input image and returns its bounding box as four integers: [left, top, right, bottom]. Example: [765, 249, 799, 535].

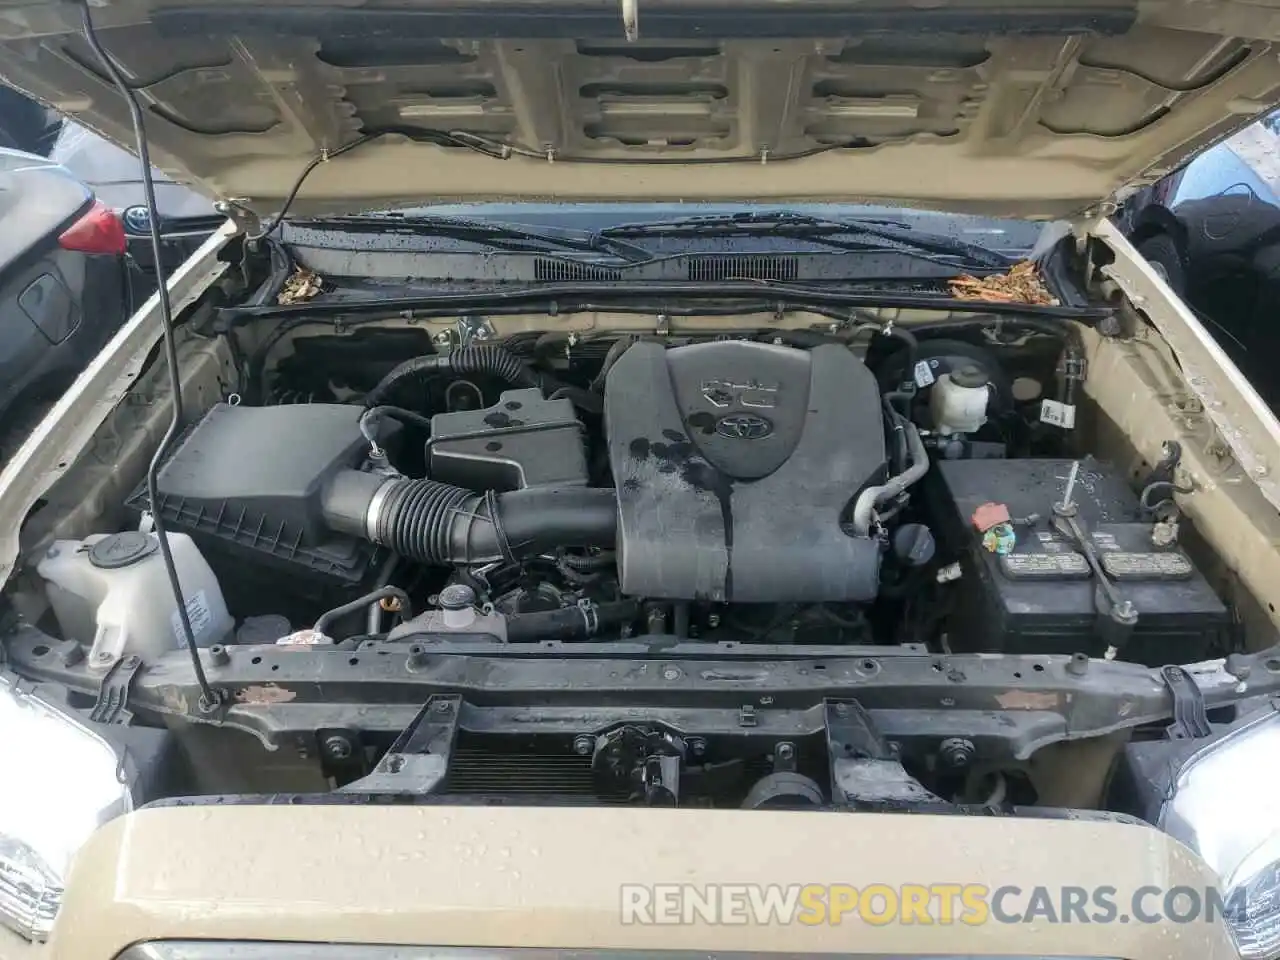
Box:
[2, 0, 1280, 218]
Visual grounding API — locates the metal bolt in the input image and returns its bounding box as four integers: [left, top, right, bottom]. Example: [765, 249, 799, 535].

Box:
[759, 695, 774, 706]
[706, 613, 721, 628]
[775, 741, 795, 762]
[434, 699, 453, 713]
[94, 650, 113, 662]
[386, 754, 405, 773]
[1226, 653, 1252, 681]
[1097, 315, 1122, 338]
[208, 644, 230, 666]
[687, 737, 707, 757]
[1054, 460, 1081, 516]
[662, 666, 681, 681]
[432, 331, 452, 345]
[574, 735, 593, 756]
[323, 735, 353, 761]
[834, 702, 849, 716]
[939, 737, 975, 769]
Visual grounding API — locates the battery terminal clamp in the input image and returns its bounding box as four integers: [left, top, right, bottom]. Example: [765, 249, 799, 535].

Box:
[1050, 461, 1140, 660]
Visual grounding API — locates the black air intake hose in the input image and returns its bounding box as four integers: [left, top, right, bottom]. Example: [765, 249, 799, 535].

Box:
[363, 345, 539, 409]
[322, 470, 617, 565]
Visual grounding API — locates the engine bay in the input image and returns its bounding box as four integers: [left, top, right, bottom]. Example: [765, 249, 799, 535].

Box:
[3, 301, 1266, 812]
[103, 315, 1228, 660]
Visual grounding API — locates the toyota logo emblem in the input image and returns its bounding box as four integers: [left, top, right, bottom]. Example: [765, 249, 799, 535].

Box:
[715, 414, 774, 440]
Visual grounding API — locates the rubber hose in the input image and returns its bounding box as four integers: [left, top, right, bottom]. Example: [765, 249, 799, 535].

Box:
[324, 471, 618, 565]
[363, 345, 539, 408]
[850, 415, 929, 537]
[559, 550, 617, 571]
[315, 586, 413, 637]
[878, 325, 918, 372]
[506, 600, 640, 642]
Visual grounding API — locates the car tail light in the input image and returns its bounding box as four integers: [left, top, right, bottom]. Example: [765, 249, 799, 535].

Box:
[57, 200, 127, 256]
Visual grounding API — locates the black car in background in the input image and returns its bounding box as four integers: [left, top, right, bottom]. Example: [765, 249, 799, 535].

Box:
[0, 82, 219, 289]
[0, 147, 131, 459]
[50, 122, 219, 286]
[0, 83, 58, 155]
[1118, 112, 1280, 407]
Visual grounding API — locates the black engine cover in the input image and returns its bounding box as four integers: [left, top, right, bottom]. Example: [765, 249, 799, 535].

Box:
[605, 340, 885, 602]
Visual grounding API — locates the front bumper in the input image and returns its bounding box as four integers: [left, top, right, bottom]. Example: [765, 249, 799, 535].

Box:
[3, 805, 1242, 960]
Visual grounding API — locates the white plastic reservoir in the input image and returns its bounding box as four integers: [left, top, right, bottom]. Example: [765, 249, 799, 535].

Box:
[37, 531, 233, 668]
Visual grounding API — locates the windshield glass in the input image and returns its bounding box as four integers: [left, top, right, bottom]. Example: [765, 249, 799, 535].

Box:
[325, 202, 1048, 260]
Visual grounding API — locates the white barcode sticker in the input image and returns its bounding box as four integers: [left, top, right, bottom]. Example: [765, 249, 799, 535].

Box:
[913, 360, 936, 388]
[1039, 398, 1077, 429]
[171, 590, 212, 645]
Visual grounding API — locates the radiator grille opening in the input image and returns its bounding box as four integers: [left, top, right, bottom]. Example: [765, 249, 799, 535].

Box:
[440, 740, 777, 805]
[687, 255, 799, 282]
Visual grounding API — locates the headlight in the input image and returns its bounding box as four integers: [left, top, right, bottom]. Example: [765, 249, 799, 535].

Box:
[0, 674, 131, 941]
[1160, 709, 1280, 959]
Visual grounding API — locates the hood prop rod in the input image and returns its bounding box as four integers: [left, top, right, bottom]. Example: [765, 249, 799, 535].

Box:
[78, 0, 219, 712]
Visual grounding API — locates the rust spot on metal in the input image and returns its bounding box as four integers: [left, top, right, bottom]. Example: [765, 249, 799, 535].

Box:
[994, 690, 1060, 710]
[235, 683, 297, 704]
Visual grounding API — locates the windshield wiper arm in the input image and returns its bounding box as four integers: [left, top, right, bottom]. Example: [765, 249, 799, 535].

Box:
[294, 214, 655, 263]
[600, 211, 1013, 270]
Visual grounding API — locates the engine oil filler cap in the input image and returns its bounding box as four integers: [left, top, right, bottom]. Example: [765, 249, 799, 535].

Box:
[88, 532, 158, 569]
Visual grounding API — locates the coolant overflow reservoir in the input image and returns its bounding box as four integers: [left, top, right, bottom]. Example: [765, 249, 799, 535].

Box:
[930, 364, 990, 436]
[37, 531, 233, 668]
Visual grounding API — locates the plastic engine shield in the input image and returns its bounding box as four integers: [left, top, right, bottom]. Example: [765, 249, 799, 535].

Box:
[605, 340, 884, 602]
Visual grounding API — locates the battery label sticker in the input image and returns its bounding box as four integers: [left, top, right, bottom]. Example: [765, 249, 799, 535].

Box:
[1100, 551, 1194, 580]
[1090, 531, 1120, 552]
[1000, 552, 1090, 579]
[1039, 399, 1077, 429]
[1034, 531, 1072, 553]
[913, 360, 936, 388]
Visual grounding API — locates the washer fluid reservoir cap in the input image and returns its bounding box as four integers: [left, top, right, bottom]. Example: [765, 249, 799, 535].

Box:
[88, 532, 158, 569]
[951, 365, 989, 389]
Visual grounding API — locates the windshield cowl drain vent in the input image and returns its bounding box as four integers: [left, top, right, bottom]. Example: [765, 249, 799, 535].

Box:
[534, 258, 625, 282]
[687, 254, 799, 282]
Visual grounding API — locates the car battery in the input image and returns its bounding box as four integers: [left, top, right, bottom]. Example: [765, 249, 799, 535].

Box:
[927, 457, 1231, 665]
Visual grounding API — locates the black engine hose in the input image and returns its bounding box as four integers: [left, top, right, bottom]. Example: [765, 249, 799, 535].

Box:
[322, 470, 617, 565]
[314, 586, 413, 637]
[506, 600, 641, 642]
[363, 345, 540, 409]
[559, 549, 617, 571]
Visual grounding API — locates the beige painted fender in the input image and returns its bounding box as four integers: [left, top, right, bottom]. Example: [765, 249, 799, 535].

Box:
[0, 221, 236, 589]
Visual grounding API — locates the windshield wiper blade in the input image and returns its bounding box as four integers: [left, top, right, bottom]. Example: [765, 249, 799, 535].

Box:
[600, 210, 1013, 269]
[295, 213, 655, 263]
